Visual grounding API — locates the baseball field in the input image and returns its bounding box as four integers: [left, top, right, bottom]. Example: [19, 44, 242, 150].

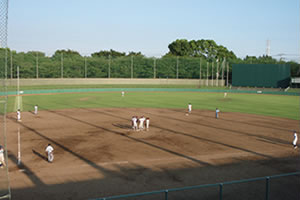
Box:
[2, 89, 300, 199]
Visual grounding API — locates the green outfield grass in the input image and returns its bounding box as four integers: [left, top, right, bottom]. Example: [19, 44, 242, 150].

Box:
[7, 91, 299, 120]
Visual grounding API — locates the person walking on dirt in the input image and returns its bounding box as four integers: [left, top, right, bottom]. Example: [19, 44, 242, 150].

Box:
[216, 108, 220, 119]
[188, 103, 192, 113]
[0, 145, 5, 168]
[45, 144, 54, 163]
[17, 109, 21, 122]
[34, 105, 38, 115]
[293, 131, 298, 149]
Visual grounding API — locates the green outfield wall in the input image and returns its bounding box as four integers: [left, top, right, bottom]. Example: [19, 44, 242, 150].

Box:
[232, 64, 290, 88]
[7, 78, 225, 86]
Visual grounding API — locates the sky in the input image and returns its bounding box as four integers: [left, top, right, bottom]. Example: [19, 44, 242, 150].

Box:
[8, 0, 300, 61]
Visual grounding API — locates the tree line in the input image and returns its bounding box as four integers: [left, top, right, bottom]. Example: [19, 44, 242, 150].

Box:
[0, 39, 298, 79]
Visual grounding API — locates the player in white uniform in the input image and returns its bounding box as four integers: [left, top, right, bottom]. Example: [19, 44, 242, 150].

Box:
[17, 109, 21, 122]
[146, 117, 150, 130]
[216, 108, 220, 119]
[188, 103, 192, 113]
[34, 105, 38, 115]
[132, 116, 138, 131]
[45, 144, 54, 162]
[293, 131, 298, 149]
[139, 116, 146, 131]
[0, 145, 5, 168]
[121, 91, 125, 97]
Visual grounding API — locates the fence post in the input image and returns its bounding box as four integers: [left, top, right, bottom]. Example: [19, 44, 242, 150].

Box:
[176, 56, 179, 79]
[165, 190, 168, 200]
[219, 183, 223, 200]
[206, 62, 209, 86]
[265, 177, 270, 200]
[153, 58, 156, 79]
[131, 55, 133, 79]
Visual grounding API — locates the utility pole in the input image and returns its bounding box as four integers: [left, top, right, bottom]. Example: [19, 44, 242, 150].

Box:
[108, 54, 111, 78]
[131, 55, 133, 78]
[85, 56, 87, 78]
[206, 62, 209, 86]
[212, 62, 214, 86]
[176, 56, 179, 79]
[10, 51, 12, 79]
[226, 62, 229, 87]
[216, 60, 219, 87]
[153, 58, 156, 79]
[36, 52, 39, 79]
[199, 58, 202, 85]
[61, 52, 64, 78]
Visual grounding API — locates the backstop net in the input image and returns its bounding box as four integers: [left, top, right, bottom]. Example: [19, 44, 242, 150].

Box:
[0, 0, 11, 199]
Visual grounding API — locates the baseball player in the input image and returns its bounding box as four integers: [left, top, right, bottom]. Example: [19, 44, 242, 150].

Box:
[0, 145, 5, 168]
[121, 91, 125, 97]
[293, 131, 298, 149]
[139, 116, 146, 131]
[17, 109, 21, 122]
[188, 103, 192, 113]
[34, 105, 38, 115]
[45, 143, 54, 163]
[146, 117, 150, 130]
[132, 116, 138, 131]
[216, 108, 220, 119]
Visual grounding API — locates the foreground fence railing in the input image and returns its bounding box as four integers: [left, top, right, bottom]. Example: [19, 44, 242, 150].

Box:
[90, 171, 300, 200]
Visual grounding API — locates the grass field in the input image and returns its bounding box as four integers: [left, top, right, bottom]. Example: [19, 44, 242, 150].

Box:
[8, 91, 299, 120]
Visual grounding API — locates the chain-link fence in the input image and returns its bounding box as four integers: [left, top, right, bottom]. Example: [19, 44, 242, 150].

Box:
[0, 0, 11, 199]
[5, 51, 231, 86]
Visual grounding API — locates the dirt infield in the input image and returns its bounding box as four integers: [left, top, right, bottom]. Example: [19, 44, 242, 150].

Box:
[4, 108, 300, 200]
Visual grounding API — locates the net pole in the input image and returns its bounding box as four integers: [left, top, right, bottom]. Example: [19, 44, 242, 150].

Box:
[212, 62, 214, 86]
[206, 62, 208, 86]
[17, 66, 20, 110]
[17, 126, 21, 165]
[36, 52, 38, 79]
[153, 58, 156, 79]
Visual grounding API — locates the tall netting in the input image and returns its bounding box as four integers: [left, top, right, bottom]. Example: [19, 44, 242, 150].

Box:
[0, 0, 11, 199]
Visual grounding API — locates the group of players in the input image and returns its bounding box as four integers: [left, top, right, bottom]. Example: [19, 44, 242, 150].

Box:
[131, 116, 150, 131]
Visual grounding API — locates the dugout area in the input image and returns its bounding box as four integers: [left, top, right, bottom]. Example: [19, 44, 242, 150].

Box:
[232, 64, 291, 88]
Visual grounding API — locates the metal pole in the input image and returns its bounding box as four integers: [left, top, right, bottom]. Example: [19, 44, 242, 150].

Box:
[206, 62, 209, 86]
[176, 56, 179, 79]
[131, 55, 133, 78]
[85, 56, 87, 78]
[36, 52, 39, 79]
[61, 52, 63, 78]
[219, 183, 223, 200]
[212, 62, 214, 86]
[226, 62, 229, 87]
[216, 60, 219, 87]
[17, 66, 20, 110]
[17, 126, 21, 165]
[199, 58, 202, 84]
[165, 190, 168, 200]
[10, 51, 12, 79]
[222, 58, 225, 85]
[154, 58, 156, 79]
[265, 177, 270, 200]
[108, 55, 111, 78]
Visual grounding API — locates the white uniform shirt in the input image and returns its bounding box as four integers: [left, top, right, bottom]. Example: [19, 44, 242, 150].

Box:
[188, 104, 192, 112]
[293, 133, 298, 145]
[34, 106, 38, 114]
[146, 119, 150, 129]
[45, 145, 54, 154]
[139, 117, 146, 128]
[132, 117, 137, 127]
[17, 111, 21, 120]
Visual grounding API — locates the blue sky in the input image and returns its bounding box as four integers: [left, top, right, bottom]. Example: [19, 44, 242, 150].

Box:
[8, 0, 299, 60]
